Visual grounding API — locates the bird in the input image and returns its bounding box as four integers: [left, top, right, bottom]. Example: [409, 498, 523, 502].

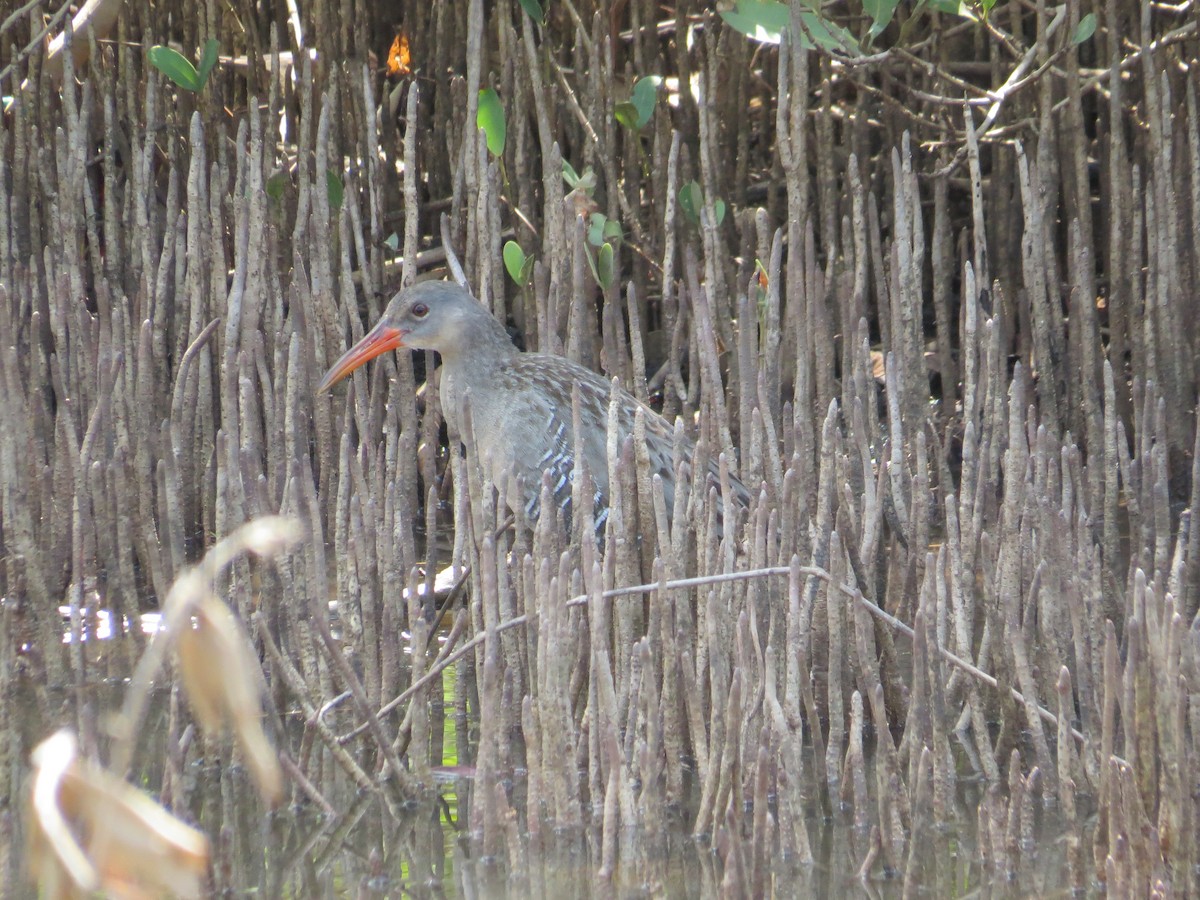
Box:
[318, 281, 750, 534]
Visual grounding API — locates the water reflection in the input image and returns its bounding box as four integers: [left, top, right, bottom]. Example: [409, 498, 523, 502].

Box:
[54, 604, 164, 643]
[7, 621, 1095, 898]
[47, 563, 461, 645]
[2, 578, 1099, 900]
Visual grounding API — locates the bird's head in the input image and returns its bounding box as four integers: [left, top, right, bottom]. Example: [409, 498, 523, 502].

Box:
[318, 281, 503, 393]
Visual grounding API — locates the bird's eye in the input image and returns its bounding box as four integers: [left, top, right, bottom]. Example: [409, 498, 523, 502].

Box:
[412, 302, 429, 318]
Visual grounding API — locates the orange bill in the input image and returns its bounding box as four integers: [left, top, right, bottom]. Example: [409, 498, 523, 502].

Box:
[317, 322, 405, 393]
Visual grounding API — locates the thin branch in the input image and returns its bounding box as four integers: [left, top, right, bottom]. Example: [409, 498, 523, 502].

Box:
[367, 561, 1096, 751]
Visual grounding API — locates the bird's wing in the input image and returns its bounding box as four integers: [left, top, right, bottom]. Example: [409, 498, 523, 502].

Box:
[524, 402, 577, 523]
[500, 359, 608, 530]
[501, 354, 751, 530]
[619, 384, 752, 511]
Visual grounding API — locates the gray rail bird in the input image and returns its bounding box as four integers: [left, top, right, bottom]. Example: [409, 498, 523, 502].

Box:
[318, 281, 750, 533]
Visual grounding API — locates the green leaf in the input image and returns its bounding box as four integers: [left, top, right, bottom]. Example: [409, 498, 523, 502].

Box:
[719, 0, 860, 53]
[678, 180, 702, 225]
[719, 0, 789, 43]
[265, 171, 289, 201]
[614, 102, 640, 131]
[597, 242, 615, 289]
[326, 170, 344, 211]
[925, 0, 979, 19]
[148, 45, 201, 92]
[517, 0, 545, 25]
[477, 88, 507, 158]
[384, 233, 400, 251]
[863, 0, 900, 41]
[196, 38, 220, 85]
[587, 212, 608, 247]
[1071, 12, 1097, 45]
[586, 213, 623, 247]
[678, 181, 725, 227]
[797, 12, 860, 53]
[631, 75, 662, 127]
[503, 241, 530, 285]
[563, 162, 598, 195]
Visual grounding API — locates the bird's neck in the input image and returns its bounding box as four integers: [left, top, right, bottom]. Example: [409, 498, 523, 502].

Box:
[437, 311, 517, 370]
[436, 314, 515, 438]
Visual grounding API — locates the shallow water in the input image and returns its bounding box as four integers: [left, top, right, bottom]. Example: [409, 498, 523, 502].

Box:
[6, 614, 1097, 899]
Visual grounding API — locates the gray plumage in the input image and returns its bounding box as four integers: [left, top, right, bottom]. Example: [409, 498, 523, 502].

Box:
[320, 281, 750, 531]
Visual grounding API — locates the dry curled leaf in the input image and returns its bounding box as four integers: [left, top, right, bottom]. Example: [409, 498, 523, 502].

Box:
[177, 597, 284, 807]
[28, 730, 210, 900]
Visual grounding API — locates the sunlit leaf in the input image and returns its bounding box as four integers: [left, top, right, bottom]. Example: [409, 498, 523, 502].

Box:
[477, 88, 507, 157]
[631, 75, 662, 127]
[587, 212, 608, 247]
[863, 0, 900, 41]
[615, 101, 640, 131]
[719, 0, 860, 53]
[925, 0, 979, 19]
[195, 38, 220, 85]
[148, 46, 201, 92]
[326, 170, 344, 211]
[384, 232, 400, 250]
[503, 241, 530, 285]
[564, 159, 598, 197]
[798, 12, 860, 53]
[719, 0, 789, 43]
[1071, 12, 1097, 45]
[517, 0, 545, 25]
